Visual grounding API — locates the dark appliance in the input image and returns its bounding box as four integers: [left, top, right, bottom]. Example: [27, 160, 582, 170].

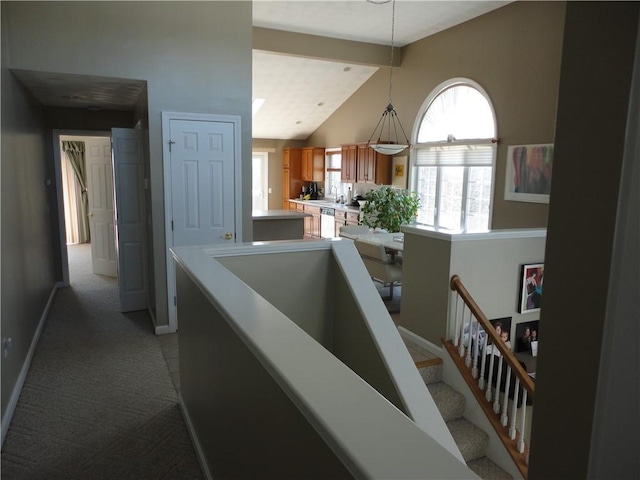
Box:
[309, 182, 319, 200]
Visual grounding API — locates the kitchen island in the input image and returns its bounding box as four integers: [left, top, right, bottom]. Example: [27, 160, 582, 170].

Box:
[252, 210, 311, 241]
[288, 199, 362, 239]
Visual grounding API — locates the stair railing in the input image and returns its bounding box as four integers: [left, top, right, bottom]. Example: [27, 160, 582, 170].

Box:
[447, 275, 534, 479]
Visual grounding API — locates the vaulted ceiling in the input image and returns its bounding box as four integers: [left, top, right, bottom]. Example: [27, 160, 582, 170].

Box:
[12, 1, 510, 140]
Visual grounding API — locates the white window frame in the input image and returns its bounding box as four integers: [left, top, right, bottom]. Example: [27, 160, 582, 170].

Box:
[410, 78, 498, 232]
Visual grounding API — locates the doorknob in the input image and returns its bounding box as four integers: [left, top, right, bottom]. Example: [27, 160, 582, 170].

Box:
[88, 212, 94, 217]
[222, 232, 233, 240]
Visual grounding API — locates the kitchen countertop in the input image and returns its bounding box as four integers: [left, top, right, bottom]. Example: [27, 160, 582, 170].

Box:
[252, 209, 311, 220]
[288, 198, 361, 213]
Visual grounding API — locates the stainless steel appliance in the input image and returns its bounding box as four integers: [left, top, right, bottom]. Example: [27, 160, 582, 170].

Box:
[320, 207, 335, 239]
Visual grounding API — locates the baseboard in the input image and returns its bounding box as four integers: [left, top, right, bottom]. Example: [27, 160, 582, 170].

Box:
[397, 326, 444, 357]
[1, 284, 58, 446]
[178, 394, 213, 480]
[155, 324, 174, 335]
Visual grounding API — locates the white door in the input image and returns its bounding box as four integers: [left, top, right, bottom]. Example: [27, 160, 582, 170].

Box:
[112, 128, 148, 312]
[164, 114, 239, 331]
[86, 137, 117, 277]
[170, 119, 236, 246]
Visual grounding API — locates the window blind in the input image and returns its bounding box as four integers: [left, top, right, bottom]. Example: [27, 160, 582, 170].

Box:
[414, 143, 495, 167]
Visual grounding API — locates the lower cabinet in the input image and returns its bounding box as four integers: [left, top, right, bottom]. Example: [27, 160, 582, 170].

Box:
[304, 205, 321, 239]
[334, 210, 361, 236]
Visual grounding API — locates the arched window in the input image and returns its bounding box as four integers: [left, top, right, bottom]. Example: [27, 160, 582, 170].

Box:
[411, 79, 497, 232]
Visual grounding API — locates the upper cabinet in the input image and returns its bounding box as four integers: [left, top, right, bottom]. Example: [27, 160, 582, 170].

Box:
[282, 147, 303, 209]
[342, 144, 392, 185]
[302, 147, 325, 182]
[341, 144, 357, 183]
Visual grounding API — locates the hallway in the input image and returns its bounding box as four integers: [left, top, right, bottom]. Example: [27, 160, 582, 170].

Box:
[1, 244, 203, 479]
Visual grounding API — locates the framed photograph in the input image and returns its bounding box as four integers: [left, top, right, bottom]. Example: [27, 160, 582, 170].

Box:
[504, 144, 553, 203]
[463, 316, 512, 355]
[515, 320, 540, 353]
[518, 263, 544, 314]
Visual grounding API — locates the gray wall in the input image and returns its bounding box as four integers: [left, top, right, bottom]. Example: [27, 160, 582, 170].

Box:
[252, 138, 306, 209]
[308, 1, 566, 229]
[1, 0, 251, 421]
[1, 56, 58, 420]
[529, 3, 640, 478]
[2, 1, 253, 331]
[176, 265, 352, 479]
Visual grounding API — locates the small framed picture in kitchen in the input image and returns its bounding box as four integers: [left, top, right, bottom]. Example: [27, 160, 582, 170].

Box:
[392, 156, 408, 188]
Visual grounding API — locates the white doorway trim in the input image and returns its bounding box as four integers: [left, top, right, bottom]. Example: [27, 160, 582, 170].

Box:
[161, 111, 243, 332]
[53, 130, 111, 287]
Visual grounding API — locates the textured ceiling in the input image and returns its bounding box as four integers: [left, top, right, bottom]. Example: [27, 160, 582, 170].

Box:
[12, 1, 510, 140]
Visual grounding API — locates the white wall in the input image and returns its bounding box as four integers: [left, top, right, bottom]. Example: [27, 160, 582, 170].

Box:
[400, 227, 546, 346]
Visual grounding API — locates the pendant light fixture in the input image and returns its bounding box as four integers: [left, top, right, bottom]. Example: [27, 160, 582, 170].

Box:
[367, 0, 411, 155]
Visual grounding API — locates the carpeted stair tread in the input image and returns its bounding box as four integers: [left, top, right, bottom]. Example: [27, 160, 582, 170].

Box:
[468, 456, 514, 480]
[427, 381, 466, 422]
[446, 417, 489, 462]
[417, 361, 443, 385]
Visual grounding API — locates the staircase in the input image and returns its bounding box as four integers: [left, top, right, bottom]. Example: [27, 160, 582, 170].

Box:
[416, 358, 513, 480]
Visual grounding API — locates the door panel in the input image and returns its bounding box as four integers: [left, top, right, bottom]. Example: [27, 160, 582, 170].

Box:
[112, 128, 148, 312]
[170, 119, 236, 247]
[164, 115, 238, 332]
[86, 137, 117, 277]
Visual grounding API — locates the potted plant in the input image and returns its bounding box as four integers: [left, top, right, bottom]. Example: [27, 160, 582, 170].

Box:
[361, 186, 420, 233]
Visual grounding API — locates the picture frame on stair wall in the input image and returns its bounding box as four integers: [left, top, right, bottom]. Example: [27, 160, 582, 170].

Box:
[515, 319, 540, 354]
[518, 262, 544, 313]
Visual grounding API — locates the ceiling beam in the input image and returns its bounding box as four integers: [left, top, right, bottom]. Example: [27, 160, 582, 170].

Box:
[253, 27, 402, 67]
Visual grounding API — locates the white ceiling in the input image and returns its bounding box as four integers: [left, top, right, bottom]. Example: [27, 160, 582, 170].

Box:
[13, 1, 510, 141]
[253, 0, 510, 139]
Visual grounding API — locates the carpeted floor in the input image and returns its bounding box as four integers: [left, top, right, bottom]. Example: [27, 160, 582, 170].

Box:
[378, 282, 401, 316]
[1, 243, 204, 480]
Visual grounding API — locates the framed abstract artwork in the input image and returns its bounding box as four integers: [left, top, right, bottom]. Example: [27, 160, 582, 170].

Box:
[518, 263, 544, 314]
[504, 144, 554, 203]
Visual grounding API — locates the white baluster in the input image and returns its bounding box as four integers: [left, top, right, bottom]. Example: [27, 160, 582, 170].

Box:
[479, 340, 488, 391]
[486, 350, 496, 402]
[509, 378, 521, 440]
[453, 295, 461, 347]
[501, 365, 511, 424]
[458, 306, 467, 358]
[518, 390, 528, 453]
[465, 312, 473, 368]
[471, 318, 479, 379]
[493, 355, 504, 414]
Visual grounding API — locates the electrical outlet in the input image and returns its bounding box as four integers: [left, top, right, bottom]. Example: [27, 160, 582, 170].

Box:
[3, 337, 13, 359]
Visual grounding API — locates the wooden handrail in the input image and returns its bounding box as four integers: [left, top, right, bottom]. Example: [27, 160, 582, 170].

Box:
[450, 275, 534, 395]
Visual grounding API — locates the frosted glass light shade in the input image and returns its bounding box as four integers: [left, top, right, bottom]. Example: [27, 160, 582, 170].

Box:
[369, 143, 408, 155]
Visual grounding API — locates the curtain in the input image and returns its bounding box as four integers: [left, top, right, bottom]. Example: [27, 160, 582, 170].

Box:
[62, 141, 90, 242]
[61, 150, 83, 244]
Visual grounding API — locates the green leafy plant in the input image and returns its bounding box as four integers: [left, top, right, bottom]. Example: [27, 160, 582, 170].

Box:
[361, 186, 420, 233]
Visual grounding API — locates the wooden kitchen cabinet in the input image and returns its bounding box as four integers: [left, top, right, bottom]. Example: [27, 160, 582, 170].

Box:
[282, 148, 302, 209]
[356, 144, 392, 184]
[301, 147, 325, 182]
[341, 145, 357, 182]
[341, 144, 391, 185]
[334, 210, 347, 237]
[346, 211, 361, 226]
[304, 204, 321, 239]
[334, 209, 361, 236]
